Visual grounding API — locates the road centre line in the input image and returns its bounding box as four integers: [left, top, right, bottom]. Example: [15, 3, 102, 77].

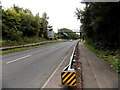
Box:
[6, 55, 32, 64]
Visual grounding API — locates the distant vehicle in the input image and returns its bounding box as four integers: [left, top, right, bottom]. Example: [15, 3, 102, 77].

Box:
[70, 40, 72, 42]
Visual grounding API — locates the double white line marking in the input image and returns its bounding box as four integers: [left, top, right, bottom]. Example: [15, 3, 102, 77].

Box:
[6, 55, 32, 64]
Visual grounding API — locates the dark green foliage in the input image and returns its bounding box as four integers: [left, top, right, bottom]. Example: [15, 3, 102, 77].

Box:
[76, 2, 120, 50]
[0, 6, 2, 42]
[2, 5, 49, 42]
[54, 33, 58, 40]
[2, 36, 47, 47]
[2, 9, 22, 40]
[76, 3, 120, 72]
[58, 28, 80, 40]
[84, 42, 120, 73]
[39, 18, 48, 39]
[39, 12, 49, 39]
[19, 12, 40, 37]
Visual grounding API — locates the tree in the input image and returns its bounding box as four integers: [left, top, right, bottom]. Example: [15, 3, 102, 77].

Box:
[76, 2, 120, 50]
[2, 5, 50, 41]
[39, 12, 49, 39]
[58, 28, 79, 40]
[19, 12, 40, 37]
[2, 9, 22, 40]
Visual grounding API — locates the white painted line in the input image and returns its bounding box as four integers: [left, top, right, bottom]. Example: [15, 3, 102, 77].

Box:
[41, 45, 74, 88]
[6, 55, 31, 64]
[87, 57, 100, 88]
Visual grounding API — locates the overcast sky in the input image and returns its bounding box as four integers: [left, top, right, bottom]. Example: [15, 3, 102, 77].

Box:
[2, 0, 85, 32]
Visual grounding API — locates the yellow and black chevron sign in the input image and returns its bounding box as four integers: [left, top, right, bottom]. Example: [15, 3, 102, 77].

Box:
[61, 72, 76, 86]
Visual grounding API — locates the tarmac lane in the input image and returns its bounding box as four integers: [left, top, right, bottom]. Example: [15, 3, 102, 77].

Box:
[2, 41, 77, 88]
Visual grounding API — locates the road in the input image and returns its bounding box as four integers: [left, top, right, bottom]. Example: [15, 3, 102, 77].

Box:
[2, 41, 77, 88]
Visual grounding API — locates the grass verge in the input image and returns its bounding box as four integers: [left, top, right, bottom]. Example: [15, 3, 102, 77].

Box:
[84, 42, 120, 73]
[2, 37, 48, 47]
[0, 42, 62, 54]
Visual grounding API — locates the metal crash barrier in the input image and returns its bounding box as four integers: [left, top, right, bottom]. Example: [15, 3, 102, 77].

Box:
[61, 42, 78, 86]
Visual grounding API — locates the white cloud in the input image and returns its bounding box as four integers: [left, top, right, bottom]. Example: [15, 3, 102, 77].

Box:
[2, 0, 85, 32]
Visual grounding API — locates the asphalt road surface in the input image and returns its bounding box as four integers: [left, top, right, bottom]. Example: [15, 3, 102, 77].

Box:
[2, 41, 77, 88]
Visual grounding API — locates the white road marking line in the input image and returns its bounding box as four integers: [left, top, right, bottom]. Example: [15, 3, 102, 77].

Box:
[41, 45, 74, 88]
[87, 57, 100, 88]
[6, 55, 32, 64]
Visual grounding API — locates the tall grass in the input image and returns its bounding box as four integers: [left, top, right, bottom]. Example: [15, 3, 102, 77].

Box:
[84, 42, 120, 73]
[2, 37, 47, 47]
[0, 40, 2, 47]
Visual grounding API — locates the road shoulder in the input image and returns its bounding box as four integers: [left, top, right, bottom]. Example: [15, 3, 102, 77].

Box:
[78, 42, 118, 88]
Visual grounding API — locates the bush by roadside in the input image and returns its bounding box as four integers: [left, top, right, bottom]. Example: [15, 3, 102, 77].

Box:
[2, 37, 47, 47]
[84, 42, 120, 73]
